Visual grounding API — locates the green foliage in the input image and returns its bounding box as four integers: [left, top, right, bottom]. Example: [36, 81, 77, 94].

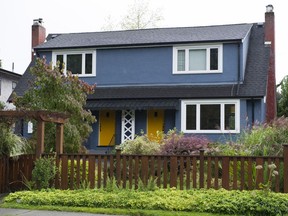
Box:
[212, 117, 288, 157]
[5, 188, 288, 215]
[256, 163, 279, 192]
[13, 58, 96, 153]
[119, 133, 161, 155]
[0, 103, 28, 156]
[238, 117, 288, 156]
[32, 157, 57, 189]
[278, 76, 288, 117]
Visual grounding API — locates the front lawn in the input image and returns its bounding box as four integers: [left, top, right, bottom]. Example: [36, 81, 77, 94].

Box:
[2, 188, 288, 216]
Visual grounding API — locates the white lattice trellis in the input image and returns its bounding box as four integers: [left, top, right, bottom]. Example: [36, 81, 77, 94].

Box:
[121, 110, 135, 143]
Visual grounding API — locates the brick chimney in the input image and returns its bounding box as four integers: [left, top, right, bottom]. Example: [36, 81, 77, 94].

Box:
[265, 5, 276, 122]
[31, 18, 46, 60]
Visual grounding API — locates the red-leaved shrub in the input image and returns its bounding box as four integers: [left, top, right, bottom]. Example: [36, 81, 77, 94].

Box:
[160, 133, 210, 155]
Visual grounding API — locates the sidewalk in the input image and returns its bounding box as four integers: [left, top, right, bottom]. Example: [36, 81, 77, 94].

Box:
[0, 208, 119, 216]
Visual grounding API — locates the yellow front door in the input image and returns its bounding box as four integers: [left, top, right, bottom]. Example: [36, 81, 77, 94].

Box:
[147, 109, 164, 141]
[99, 110, 116, 146]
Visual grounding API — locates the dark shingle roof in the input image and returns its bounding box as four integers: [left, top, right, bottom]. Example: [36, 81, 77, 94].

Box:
[9, 61, 35, 102]
[0, 68, 22, 79]
[35, 23, 253, 50]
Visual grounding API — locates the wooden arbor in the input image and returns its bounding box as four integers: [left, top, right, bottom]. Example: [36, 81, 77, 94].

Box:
[0, 110, 69, 158]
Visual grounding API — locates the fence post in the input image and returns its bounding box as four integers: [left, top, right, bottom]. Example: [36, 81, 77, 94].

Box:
[283, 144, 288, 193]
[116, 149, 121, 187]
[199, 149, 204, 188]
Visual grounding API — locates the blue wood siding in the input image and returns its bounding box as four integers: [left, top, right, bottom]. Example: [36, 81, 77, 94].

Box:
[164, 110, 176, 132]
[58, 43, 242, 86]
[85, 111, 99, 150]
[135, 110, 147, 135]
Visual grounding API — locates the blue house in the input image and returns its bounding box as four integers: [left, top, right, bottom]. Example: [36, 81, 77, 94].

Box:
[14, 5, 276, 152]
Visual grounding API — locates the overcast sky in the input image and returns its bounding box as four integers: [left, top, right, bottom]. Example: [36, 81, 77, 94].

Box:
[0, 0, 286, 83]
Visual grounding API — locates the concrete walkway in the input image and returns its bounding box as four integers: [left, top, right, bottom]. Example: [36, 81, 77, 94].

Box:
[0, 208, 120, 216]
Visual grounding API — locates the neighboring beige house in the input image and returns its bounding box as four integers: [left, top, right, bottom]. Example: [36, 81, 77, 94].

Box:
[0, 68, 21, 109]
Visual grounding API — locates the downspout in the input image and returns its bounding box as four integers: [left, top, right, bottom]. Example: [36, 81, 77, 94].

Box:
[251, 98, 255, 124]
[236, 43, 241, 96]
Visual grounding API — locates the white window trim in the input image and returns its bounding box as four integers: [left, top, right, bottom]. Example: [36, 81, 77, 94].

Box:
[181, 99, 240, 134]
[52, 49, 96, 77]
[173, 44, 223, 74]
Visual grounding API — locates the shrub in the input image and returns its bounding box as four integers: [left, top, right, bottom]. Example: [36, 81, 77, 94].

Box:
[5, 188, 288, 215]
[119, 134, 161, 155]
[238, 117, 288, 156]
[0, 102, 29, 157]
[160, 132, 210, 155]
[32, 156, 57, 189]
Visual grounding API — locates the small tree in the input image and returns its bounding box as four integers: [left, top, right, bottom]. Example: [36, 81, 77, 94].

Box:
[102, 0, 163, 31]
[278, 76, 288, 117]
[13, 58, 96, 153]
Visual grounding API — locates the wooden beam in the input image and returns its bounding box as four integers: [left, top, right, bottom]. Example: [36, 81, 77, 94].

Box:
[36, 120, 45, 158]
[0, 110, 69, 123]
[56, 123, 64, 154]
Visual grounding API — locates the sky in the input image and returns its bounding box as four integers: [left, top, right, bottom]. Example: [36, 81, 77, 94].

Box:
[0, 0, 286, 83]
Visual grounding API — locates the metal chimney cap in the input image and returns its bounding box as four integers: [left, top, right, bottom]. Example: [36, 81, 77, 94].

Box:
[33, 18, 44, 25]
[266, 4, 274, 13]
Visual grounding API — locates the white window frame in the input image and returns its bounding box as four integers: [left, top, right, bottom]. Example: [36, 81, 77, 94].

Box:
[52, 49, 96, 77]
[181, 99, 240, 133]
[173, 44, 223, 74]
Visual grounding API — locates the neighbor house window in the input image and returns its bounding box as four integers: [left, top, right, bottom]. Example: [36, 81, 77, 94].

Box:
[173, 44, 222, 74]
[12, 81, 17, 90]
[181, 99, 239, 133]
[52, 50, 96, 76]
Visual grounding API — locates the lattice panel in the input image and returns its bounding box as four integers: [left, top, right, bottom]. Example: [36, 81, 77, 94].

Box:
[121, 110, 135, 143]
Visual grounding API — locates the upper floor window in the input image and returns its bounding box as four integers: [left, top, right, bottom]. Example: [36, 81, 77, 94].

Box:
[173, 44, 223, 74]
[52, 50, 96, 77]
[181, 99, 240, 133]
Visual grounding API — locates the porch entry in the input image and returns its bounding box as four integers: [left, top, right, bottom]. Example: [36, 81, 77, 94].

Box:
[99, 110, 115, 146]
[147, 109, 164, 140]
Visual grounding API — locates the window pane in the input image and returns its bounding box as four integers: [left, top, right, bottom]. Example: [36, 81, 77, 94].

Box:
[210, 48, 218, 70]
[225, 104, 235, 130]
[186, 105, 196, 130]
[12, 81, 17, 90]
[177, 50, 185, 71]
[200, 105, 220, 130]
[56, 55, 64, 71]
[189, 49, 206, 70]
[67, 54, 82, 74]
[85, 54, 92, 74]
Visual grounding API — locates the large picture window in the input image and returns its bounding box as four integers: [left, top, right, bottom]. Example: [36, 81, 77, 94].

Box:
[173, 44, 222, 74]
[181, 100, 239, 133]
[52, 50, 96, 76]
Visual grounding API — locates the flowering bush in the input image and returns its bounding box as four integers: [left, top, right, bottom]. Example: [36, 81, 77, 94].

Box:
[119, 134, 161, 155]
[239, 117, 288, 156]
[160, 131, 210, 155]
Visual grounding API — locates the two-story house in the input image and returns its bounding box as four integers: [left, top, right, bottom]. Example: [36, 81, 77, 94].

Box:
[0, 68, 21, 109]
[13, 5, 276, 152]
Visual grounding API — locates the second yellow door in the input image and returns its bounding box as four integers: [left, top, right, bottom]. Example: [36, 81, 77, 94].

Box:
[147, 109, 164, 140]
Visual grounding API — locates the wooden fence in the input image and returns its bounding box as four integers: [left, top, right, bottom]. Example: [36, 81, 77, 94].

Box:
[1, 144, 288, 193]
